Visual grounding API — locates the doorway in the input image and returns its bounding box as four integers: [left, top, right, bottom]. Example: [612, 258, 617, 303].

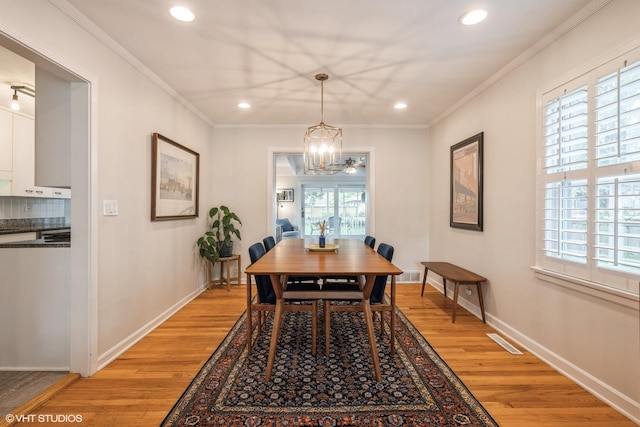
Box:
[0, 30, 95, 377]
[272, 150, 373, 239]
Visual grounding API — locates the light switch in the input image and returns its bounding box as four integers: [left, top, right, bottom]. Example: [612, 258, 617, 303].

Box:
[103, 200, 118, 216]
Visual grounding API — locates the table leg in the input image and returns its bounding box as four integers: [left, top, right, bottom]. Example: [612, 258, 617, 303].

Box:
[390, 275, 396, 356]
[225, 259, 231, 290]
[452, 282, 460, 323]
[420, 266, 428, 296]
[362, 299, 381, 382]
[265, 299, 284, 382]
[476, 282, 486, 323]
[246, 273, 253, 354]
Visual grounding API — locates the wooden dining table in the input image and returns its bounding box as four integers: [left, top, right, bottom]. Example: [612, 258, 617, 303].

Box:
[245, 238, 403, 381]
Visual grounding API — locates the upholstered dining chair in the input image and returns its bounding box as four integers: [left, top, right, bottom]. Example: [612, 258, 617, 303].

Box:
[323, 243, 395, 355]
[321, 236, 375, 290]
[246, 242, 318, 355]
[263, 235, 321, 287]
[263, 236, 276, 252]
[368, 243, 395, 335]
[364, 235, 376, 249]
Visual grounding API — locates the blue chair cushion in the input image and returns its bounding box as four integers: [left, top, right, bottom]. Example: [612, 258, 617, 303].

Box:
[276, 218, 294, 232]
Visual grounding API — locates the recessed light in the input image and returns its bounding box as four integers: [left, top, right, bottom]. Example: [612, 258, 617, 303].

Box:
[237, 102, 251, 109]
[459, 9, 487, 26]
[169, 6, 195, 22]
[394, 103, 407, 110]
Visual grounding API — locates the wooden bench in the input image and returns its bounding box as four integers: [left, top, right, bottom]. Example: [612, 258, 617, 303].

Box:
[420, 261, 487, 323]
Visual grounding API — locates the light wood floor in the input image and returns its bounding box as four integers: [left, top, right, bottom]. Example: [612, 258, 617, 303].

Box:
[7, 283, 636, 426]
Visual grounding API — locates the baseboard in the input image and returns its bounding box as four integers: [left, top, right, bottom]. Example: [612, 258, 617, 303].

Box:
[488, 315, 640, 424]
[97, 286, 205, 371]
[425, 279, 640, 424]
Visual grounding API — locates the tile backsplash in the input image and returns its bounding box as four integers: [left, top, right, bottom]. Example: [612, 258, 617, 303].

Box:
[0, 197, 71, 222]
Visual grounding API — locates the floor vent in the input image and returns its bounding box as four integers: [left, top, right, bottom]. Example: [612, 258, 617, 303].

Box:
[487, 333, 523, 355]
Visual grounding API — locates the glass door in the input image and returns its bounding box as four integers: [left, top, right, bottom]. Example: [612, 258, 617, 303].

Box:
[302, 185, 366, 238]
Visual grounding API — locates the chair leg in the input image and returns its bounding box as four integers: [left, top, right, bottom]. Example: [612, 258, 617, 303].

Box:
[311, 301, 317, 356]
[324, 300, 331, 356]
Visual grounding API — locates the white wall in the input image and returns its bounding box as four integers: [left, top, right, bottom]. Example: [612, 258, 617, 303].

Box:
[0, 0, 214, 371]
[427, 0, 639, 420]
[211, 126, 429, 277]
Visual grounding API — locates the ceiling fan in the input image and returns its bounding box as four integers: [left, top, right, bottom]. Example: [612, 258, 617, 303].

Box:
[343, 157, 366, 174]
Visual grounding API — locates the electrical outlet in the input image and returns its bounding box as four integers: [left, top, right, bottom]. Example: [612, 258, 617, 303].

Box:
[465, 286, 472, 296]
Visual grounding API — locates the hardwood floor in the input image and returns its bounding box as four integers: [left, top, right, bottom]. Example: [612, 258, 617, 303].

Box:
[7, 283, 636, 426]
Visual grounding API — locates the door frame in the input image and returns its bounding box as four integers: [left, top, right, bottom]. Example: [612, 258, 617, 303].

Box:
[0, 24, 98, 376]
[267, 146, 375, 239]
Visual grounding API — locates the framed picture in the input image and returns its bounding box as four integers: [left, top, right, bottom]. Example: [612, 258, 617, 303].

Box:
[277, 188, 294, 202]
[151, 133, 199, 221]
[450, 132, 483, 231]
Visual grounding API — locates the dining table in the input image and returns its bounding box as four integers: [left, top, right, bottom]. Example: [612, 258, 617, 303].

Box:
[245, 237, 403, 382]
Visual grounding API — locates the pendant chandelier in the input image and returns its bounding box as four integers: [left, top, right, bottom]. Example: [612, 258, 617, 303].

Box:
[304, 73, 343, 175]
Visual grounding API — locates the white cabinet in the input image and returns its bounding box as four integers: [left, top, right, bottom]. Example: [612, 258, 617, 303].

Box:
[0, 111, 70, 199]
[35, 66, 71, 188]
[0, 109, 13, 180]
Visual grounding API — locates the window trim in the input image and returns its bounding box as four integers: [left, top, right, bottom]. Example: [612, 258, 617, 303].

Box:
[531, 266, 639, 311]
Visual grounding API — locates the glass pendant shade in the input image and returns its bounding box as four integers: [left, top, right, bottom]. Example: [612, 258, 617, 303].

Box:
[10, 92, 20, 111]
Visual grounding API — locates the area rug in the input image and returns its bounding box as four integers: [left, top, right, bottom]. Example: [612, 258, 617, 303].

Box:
[162, 304, 499, 426]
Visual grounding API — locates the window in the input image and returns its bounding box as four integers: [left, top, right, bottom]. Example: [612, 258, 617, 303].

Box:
[539, 49, 640, 295]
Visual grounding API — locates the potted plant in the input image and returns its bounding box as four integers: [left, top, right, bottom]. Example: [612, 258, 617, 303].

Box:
[197, 205, 242, 264]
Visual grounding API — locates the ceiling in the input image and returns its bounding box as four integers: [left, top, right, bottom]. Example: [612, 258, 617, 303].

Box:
[0, 45, 35, 116]
[57, 0, 593, 127]
[1, 1, 594, 126]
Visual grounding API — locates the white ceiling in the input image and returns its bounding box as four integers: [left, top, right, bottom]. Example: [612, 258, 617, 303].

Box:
[4, 0, 595, 126]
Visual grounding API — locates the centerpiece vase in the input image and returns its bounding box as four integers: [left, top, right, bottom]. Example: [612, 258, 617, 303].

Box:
[319, 234, 326, 248]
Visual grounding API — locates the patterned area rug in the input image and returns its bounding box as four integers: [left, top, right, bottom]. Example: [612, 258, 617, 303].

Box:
[162, 304, 499, 426]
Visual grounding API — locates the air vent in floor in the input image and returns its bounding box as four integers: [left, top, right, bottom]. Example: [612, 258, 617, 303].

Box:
[487, 333, 523, 355]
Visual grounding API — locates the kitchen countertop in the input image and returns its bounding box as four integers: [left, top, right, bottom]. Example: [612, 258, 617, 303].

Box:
[0, 239, 70, 248]
[0, 224, 70, 235]
[0, 218, 70, 248]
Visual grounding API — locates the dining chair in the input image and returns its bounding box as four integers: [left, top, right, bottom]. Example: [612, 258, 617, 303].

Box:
[364, 235, 376, 249]
[321, 236, 375, 290]
[368, 243, 395, 336]
[323, 243, 395, 356]
[246, 242, 318, 355]
[263, 236, 276, 252]
[264, 235, 321, 287]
